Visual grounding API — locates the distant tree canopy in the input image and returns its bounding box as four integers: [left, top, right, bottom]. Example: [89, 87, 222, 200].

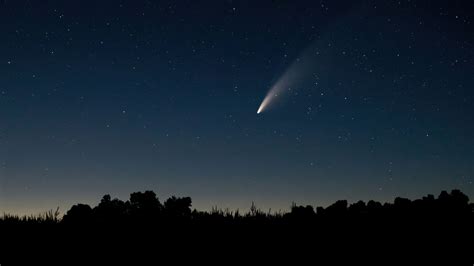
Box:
[61, 190, 192, 224]
[58, 189, 473, 225]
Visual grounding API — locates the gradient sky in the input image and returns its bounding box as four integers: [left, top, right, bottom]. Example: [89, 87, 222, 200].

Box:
[1, 0, 473, 215]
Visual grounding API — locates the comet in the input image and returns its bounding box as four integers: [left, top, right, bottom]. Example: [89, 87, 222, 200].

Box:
[257, 48, 315, 114]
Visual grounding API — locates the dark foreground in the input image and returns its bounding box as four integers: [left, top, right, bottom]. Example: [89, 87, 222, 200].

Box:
[1, 189, 472, 263]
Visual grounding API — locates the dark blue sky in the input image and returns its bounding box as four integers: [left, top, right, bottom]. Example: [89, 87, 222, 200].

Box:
[1, 0, 473, 214]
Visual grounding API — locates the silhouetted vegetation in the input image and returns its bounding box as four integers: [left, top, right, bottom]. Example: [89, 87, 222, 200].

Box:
[1, 189, 472, 226]
[1, 189, 472, 261]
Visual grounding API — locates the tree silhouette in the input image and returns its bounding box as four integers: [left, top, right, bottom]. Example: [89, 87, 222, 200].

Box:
[3, 189, 472, 235]
[129, 190, 162, 221]
[163, 196, 192, 219]
[63, 204, 92, 224]
[348, 200, 366, 215]
[325, 200, 348, 216]
[289, 204, 315, 220]
[93, 194, 128, 223]
[1, 188, 472, 262]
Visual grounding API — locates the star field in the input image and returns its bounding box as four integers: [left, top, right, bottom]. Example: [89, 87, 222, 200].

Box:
[0, 0, 473, 214]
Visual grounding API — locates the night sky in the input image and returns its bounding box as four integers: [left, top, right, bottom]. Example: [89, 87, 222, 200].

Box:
[1, 0, 473, 215]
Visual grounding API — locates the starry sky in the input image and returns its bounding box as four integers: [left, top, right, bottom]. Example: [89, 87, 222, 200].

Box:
[1, 0, 473, 214]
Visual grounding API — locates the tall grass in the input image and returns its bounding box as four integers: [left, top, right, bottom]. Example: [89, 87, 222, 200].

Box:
[1, 207, 60, 225]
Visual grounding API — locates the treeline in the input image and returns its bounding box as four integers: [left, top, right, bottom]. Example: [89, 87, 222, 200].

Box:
[1, 189, 472, 225]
